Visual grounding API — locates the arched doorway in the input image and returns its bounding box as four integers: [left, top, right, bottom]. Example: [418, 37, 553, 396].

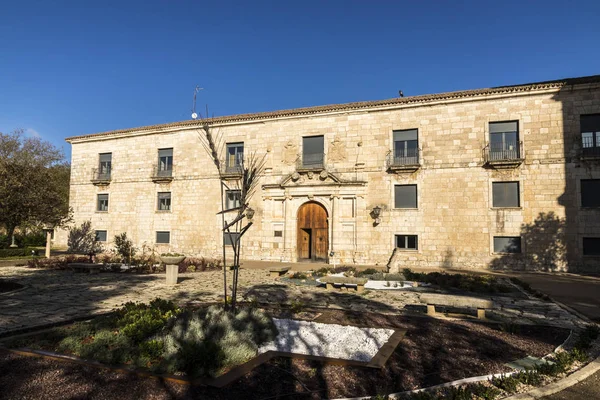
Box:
[297, 201, 329, 261]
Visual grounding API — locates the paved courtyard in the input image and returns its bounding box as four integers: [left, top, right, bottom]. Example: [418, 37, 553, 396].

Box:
[0, 265, 586, 337]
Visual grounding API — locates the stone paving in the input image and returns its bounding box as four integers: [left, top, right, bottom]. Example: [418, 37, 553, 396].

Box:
[0, 266, 587, 337]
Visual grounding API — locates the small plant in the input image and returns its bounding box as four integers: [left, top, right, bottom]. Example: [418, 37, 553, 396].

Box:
[490, 374, 520, 393]
[160, 252, 184, 257]
[385, 281, 391, 287]
[289, 299, 305, 314]
[356, 268, 379, 277]
[114, 233, 136, 264]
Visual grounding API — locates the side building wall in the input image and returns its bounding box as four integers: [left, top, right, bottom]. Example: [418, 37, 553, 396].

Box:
[57, 84, 600, 272]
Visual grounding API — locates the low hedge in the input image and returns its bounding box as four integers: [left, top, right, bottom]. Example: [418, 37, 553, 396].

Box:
[0, 247, 43, 258]
[27, 255, 91, 269]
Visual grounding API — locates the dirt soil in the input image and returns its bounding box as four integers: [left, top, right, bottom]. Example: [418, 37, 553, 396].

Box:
[0, 308, 569, 400]
[0, 280, 23, 293]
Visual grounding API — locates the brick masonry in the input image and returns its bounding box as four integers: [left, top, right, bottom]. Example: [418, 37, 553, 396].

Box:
[59, 79, 600, 272]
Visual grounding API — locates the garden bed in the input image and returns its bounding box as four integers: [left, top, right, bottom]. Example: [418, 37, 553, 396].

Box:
[0, 280, 24, 294]
[0, 301, 572, 399]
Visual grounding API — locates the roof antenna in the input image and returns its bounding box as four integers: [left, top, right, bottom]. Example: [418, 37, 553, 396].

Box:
[398, 90, 404, 98]
[191, 86, 204, 119]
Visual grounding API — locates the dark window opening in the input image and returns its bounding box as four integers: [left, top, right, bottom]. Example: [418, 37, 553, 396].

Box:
[226, 190, 241, 210]
[395, 235, 418, 250]
[493, 236, 521, 253]
[157, 148, 173, 176]
[158, 192, 171, 211]
[226, 142, 244, 172]
[581, 114, 600, 157]
[156, 231, 170, 244]
[98, 153, 112, 178]
[97, 194, 109, 212]
[489, 121, 520, 160]
[394, 185, 417, 208]
[581, 179, 600, 208]
[492, 182, 520, 207]
[274, 230, 283, 237]
[95, 230, 107, 242]
[302, 136, 324, 168]
[583, 238, 600, 256]
[393, 129, 419, 165]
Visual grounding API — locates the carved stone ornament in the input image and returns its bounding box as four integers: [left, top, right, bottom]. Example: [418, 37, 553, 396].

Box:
[282, 140, 298, 165]
[319, 170, 328, 180]
[328, 136, 347, 162]
[307, 171, 314, 180]
[291, 172, 300, 181]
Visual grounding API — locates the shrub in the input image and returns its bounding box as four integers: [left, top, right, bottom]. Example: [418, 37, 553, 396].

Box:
[490, 374, 520, 393]
[0, 248, 27, 258]
[402, 268, 512, 294]
[159, 305, 277, 377]
[177, 257, 221, 273]
[115, 298, 180, 343]
[356, 268, 380, 277]
[574, 325, 600, 350]
[27, 255, 90, 269]
[68, 221, 102, 256]
[114, 233, 136, 263]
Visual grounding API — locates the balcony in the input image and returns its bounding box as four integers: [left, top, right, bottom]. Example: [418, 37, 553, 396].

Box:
[484, 141, 524, 168]
[151, 165, 173, 183]
[386, 150, 420, 172]
[91, 168, 111, 185]
[297, 153, 325, 171]
[581, 137, 600, 160]
[220, 163, 243, 179]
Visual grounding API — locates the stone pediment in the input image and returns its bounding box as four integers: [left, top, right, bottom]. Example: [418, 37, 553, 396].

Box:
[263, 170, 366, 189]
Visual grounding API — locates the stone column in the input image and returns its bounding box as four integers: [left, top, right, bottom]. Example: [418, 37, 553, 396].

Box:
[283, 194, 294, 261]
[45, 230, 52, 258]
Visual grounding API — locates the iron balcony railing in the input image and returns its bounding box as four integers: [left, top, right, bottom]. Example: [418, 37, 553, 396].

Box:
[91, 168, 111, 183]
[152, 165, 173, 180]
[222, 163, 243, 176]
[297, 153, 325, 170]
[386, 149, 420, 169]
[582, 136, 600, 157]
[484, 140, 523, 163]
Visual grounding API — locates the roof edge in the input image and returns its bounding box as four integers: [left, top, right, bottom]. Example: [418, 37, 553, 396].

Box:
[66, 74, 600, 143]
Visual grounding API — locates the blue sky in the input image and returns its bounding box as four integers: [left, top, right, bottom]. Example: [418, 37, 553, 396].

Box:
[1, 0, 599, 159]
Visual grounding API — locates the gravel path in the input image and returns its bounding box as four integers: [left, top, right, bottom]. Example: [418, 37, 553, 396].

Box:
[258, 318, 395, 362]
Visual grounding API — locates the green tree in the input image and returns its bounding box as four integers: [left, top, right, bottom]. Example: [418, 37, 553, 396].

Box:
[0, 129, 72, 239]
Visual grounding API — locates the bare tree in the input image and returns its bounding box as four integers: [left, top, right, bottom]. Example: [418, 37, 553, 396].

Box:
[196, 113, 266, 312]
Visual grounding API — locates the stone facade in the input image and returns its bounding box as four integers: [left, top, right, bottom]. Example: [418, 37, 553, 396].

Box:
[60, 76, 600, 272]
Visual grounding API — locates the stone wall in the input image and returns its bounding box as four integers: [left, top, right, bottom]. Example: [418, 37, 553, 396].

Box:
[58, 83, 600, 272]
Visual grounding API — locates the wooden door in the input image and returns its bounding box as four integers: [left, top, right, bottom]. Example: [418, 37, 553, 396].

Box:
[297, 202, 328, 261]
[299, 229, 310, 259]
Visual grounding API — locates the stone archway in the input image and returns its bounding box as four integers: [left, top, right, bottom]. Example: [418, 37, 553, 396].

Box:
[297, 201, 329, 262]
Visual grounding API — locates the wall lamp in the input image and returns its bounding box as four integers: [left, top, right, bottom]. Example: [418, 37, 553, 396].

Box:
[246, 207, 255, 220]
[371, 206, 382, 225]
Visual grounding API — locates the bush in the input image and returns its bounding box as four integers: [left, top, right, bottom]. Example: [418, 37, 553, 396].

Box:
[0, 248, 27, 258]
[115, 298, 180, 343]
[114, 233, 136, 263]
[490, 374, 520, 393]
[27, 255, 90, 269]
[68, 221, 102, 255]
[177, 257, 221, 273]
[356, 268, 380, 277]
[403, 268, 512, 294]
[159, 305, 277, 377]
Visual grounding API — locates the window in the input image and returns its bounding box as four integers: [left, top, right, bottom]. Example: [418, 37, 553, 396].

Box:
[581, 179, 600, 208]
[581, 114, 600, 156]
[156, 231, 170, 244]
[492, 182, 520, 207]
[157, 148, 173, 176]
[98, 153, 112, 178]
[223, 232, 240, 246]
[396, 235, 418, 250]
[95, 230, 107, 242]
[274, 230, 283, 237]
[394, 185, 417, 208]
[158, 192, 171, 211]
[583, 238, 600, 256]
[302, 136, 324, 168]
[97, 194, 109, 211]
[493, 236, 521, 253]
[393, 129, 418, 165]
[226, 190, 241, 210]
[489, 121, 520, 160]
[226, 142, 244, 172]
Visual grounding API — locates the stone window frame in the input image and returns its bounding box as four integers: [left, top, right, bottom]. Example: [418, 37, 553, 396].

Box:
[300, 135, 327, 167]
[483, 114, 525, 159]
[393, 234, 420, 252]
[390, 180, 419, 211]
[393, 184, 418, 209]
[96, 193, 109, 212]
[582, 237, 600, 257]
[157, 191, 172, 212]
[225, 189, 242, 210]
[489, 179, 523, 209]
[95, 230, 107, 242]
[491, 235, 523, 254]
[156, 231, 170, 244]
